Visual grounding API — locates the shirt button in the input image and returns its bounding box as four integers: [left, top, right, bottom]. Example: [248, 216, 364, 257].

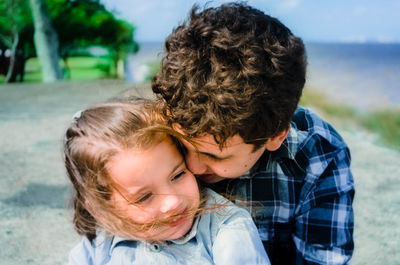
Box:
[150, 243, 161, 252]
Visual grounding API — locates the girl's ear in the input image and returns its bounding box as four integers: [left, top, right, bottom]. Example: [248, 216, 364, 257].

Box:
[265, 125, 291, 151]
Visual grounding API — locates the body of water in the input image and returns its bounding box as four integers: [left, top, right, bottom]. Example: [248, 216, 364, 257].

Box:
[306, 43, 400, 109]
[128, 42, 400, 110]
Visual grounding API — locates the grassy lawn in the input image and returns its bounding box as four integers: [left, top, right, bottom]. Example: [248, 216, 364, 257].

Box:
[300, 89, 400, 150]
[20, 56, 115, 82]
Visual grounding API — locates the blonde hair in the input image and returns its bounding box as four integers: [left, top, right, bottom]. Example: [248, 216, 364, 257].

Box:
[64, 97, 188, 241]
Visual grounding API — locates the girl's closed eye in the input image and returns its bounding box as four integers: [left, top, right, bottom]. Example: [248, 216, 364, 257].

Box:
[134, 193, 153, 204]
[132, 170, 188, 204]
[171, 171, 186, 181]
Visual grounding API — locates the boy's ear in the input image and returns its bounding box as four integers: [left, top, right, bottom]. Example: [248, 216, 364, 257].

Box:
[265, 126, 291, 151]
[172, 123, 182, 132]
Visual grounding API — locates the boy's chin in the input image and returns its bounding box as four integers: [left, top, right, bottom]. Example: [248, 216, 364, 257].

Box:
[198, 174, 225, 183]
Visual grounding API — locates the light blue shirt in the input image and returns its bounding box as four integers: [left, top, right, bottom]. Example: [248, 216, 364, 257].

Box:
[68, 189, 270, 265]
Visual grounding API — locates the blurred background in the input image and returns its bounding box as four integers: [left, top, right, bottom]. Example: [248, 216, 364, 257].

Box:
[0, 0, 399, 264]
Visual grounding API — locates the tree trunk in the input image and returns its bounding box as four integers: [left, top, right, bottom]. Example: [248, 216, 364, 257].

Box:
[29, 0, 62, 82]
[5, 32, 19, 83]
[62, 56, 71, 79]
[18, 57, 26, 82]
[113, 54, 118, 78]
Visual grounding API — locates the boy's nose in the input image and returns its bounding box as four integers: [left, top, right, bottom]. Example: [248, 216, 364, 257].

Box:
[185, 151, 207, 175]
[160, 194, 182, 214]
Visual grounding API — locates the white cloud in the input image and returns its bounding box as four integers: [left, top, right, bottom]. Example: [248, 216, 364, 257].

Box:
[340, 35, 368, 43]
[250, 0, 302, 12]
[339, 35, 398, 44]
[375, 36, 397, 43]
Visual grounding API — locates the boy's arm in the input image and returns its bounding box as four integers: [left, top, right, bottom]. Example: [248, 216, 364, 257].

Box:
[212, 207, 271, 265]
[294, 147, 354, 265]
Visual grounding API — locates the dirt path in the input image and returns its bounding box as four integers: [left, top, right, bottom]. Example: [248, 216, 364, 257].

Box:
[0, 80, 398, 264]
[337, 128, 400, 264]
[0, 80, 152, 264]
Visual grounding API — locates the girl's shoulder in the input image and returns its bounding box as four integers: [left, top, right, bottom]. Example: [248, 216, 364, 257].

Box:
[203, 188, 250, 217]
[67, 232, 140, 265]
[67, 232, 112, 264]
[204, 188, 229, 204]
[200, 188, 254, 233]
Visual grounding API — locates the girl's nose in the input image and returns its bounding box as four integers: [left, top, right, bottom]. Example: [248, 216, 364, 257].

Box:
[160, 194, 182, 214]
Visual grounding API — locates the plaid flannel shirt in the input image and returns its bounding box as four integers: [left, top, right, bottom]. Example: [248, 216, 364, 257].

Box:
[210, 107, 354, 265]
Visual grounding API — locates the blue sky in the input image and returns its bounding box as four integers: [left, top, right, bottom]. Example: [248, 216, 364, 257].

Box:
[101, 0, 400, 43]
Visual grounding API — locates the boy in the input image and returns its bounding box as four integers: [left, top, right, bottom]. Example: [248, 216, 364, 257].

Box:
[152, 3, 354, 264]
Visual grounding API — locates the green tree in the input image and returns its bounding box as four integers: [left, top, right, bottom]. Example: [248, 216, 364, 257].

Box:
[1, 0, 138, 82]
[48, 0, 139, 78]
[0, 0, 33, 82]
[95, 16, 139, 78]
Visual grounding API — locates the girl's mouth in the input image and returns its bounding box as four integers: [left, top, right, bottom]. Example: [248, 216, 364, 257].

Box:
[169, 215, 188, 227]
[169, 206, 192, 227]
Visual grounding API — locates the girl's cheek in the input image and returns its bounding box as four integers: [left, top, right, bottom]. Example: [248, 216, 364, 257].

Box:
[130, 209, 154, 224]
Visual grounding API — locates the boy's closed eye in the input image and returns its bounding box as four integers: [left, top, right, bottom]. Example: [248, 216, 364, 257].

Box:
[200, 152, 230, 161]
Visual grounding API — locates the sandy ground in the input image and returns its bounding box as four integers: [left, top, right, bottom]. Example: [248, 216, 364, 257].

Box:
[0, 80, 399, 264]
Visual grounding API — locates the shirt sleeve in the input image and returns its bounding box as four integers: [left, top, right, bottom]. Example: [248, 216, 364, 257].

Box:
[294, 147, 355, 265]
[212, 207, 271, 265]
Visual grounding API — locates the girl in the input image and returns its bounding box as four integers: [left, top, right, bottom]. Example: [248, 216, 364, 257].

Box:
[64, 97, 270, 264]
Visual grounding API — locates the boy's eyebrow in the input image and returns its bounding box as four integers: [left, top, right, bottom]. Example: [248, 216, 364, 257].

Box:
[197, 151, 232, 160]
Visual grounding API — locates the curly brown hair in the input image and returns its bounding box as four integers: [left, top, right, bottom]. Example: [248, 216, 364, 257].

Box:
[152, 3, 307, 150]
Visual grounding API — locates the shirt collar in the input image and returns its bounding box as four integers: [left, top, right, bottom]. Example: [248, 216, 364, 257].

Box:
[239, 124, 303, 179]
[271, 125, 299, 160]
[169, 215, 200, 244]
[107, 215, 201, 254]
[109, 234, 132, 255]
